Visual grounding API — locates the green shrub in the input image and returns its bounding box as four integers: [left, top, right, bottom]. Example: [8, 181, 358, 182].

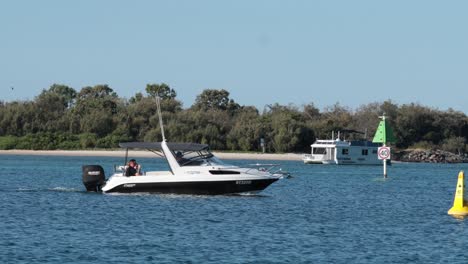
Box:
[14, 133, 57, 150]
[79, 133, 98, 149]
[57, 140, 80, 150]
[441, 137, 466, 154]
[0, 136, 18, 149]
[408, 141, 436, 150]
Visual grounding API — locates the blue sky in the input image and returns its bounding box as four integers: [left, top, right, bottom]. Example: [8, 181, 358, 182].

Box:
[1, 1, 467, 112]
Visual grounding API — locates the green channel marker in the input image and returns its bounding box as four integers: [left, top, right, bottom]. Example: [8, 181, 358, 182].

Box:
[372, 115, 396, 144]
[372, 115, 396, 178]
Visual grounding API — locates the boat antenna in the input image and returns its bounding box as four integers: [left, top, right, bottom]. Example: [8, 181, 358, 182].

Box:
[155, 96, 166, 141]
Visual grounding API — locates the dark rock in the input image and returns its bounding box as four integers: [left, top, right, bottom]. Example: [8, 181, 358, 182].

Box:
[393, 149, 468, 163]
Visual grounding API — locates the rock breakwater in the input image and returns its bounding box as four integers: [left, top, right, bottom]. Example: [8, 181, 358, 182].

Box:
[394, 149, 468, 163]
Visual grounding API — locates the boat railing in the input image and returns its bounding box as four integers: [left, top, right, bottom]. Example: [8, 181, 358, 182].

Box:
[244, 163, 290, 177]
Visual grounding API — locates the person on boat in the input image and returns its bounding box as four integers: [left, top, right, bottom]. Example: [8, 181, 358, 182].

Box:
[125, 159, 141, 176]
[175, 151, 188, 166]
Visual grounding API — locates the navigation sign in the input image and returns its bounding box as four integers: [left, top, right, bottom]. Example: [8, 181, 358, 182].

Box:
[372, 115, 396, 144]
[378, 146, 391, 160]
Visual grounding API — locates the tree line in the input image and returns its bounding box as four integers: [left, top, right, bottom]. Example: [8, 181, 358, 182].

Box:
[1, 83, 467, 153]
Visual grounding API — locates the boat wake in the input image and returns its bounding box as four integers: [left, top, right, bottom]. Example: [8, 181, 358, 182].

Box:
[13, 187, 82, 193]
[371, 177, 392, 182]
[227, 192, 269, 198]
[105, 192, 268, 199]
[49, 187, 82, 192]
[6, 187, 269, 197]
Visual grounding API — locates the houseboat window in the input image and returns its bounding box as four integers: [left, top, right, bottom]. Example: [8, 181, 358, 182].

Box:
[362, 149, 368, 156]
[342, 149, 349, 155]
[313, 148, 327, 154]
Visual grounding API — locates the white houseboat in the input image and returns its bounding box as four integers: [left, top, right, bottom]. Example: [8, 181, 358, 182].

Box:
[303, 132, 384, 165]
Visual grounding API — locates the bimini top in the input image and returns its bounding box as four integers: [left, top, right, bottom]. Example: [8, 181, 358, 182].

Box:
[119, 142, 209, 151]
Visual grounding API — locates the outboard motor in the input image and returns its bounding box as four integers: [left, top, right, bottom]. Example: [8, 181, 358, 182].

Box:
[82, 165, 106, 192]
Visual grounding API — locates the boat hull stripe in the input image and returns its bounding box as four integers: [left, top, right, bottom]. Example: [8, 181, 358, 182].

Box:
[104, 179, 278, 195]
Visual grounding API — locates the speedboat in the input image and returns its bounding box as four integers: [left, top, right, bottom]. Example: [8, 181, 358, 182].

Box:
[82, 141, 282, 195]
[82, 97, 283, 195]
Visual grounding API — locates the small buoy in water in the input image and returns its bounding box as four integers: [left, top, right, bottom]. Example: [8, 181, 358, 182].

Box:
[448, 171, 468, 216]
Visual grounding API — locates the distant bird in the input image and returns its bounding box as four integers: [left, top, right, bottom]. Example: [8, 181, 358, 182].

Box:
[11, 86, 14, 90]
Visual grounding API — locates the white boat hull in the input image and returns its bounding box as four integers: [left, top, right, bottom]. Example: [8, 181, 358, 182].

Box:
[101, 172, 279, 195]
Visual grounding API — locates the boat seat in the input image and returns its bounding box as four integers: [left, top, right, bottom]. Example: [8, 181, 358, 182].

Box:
[117, 165, 143, 176]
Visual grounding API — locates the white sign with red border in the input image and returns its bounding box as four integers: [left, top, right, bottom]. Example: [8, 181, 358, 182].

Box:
[378, 146, 391, 160]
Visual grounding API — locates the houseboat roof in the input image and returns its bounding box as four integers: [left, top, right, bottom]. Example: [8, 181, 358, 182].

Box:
[311, 140, 380, 148]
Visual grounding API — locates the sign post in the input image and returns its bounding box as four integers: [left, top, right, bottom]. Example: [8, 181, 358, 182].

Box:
[372, 114, 396, 178]
[378, 146, 391, 177]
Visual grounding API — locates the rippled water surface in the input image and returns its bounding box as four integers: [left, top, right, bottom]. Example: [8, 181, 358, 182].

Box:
[1, 155, 468, 263]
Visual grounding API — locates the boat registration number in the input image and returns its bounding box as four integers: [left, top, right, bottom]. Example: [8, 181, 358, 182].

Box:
[123, 184, 136, 188]
[236, 180, 252, 185]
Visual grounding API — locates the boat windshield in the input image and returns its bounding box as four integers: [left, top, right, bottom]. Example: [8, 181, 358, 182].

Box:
[172, 148, 226, 167]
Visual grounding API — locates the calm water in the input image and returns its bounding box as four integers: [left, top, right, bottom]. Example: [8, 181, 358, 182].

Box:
[1, 155, 467, 263]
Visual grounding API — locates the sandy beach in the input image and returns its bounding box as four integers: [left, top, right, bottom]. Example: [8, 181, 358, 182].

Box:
[0, 149, 303, 161]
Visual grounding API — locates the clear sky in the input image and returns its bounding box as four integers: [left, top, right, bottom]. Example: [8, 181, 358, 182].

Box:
[1, 1, 467, 112]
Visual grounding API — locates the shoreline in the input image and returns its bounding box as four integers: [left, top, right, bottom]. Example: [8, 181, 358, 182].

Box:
[1, 149, 465, 163]
[0, 149, 303, 161]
